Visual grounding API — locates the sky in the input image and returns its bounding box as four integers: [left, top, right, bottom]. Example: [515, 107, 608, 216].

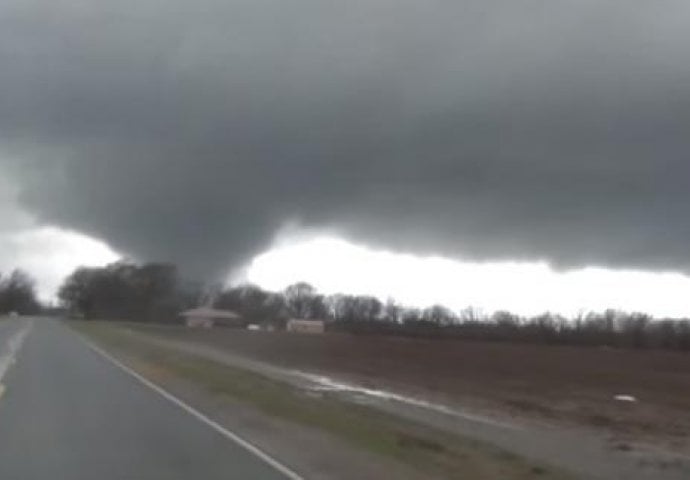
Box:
[2, 1, 690, 315]
[0, 174, 119, 301]
[243, 234, 690, 318]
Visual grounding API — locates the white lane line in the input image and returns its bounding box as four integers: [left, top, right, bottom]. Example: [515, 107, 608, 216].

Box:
[0, 320, 33, 385]
[77, 334, 304, 480]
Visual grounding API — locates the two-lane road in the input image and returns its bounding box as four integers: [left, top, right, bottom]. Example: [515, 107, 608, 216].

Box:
[0, 318, 297, 479]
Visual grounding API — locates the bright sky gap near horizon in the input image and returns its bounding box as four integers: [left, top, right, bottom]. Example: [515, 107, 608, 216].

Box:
[243, 235, 690, 319]
[3, 222, 690, 318]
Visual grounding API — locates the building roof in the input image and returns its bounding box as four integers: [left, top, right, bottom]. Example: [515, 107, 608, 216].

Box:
[180, 307, 241, 319]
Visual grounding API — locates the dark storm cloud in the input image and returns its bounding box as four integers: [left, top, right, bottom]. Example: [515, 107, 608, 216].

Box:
[2, 0, 690, 277]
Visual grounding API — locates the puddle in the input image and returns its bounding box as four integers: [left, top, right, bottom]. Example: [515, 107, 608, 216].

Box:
[289, 370, 519, 429]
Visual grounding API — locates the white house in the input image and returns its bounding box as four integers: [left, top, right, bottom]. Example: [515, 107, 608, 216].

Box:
[286, 319, 325, 334]
[180, 307, 242, 328]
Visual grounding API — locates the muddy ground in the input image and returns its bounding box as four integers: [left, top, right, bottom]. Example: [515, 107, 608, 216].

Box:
[127, 323, 690, 454]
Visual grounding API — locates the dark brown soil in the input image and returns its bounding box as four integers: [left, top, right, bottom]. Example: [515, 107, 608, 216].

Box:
[130, 324, 690, 450]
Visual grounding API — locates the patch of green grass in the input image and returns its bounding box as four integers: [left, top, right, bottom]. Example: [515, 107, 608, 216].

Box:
[71, 321, 576, 480]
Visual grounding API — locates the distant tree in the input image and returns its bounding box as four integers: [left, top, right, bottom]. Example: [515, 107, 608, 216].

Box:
[262, 291, 288, 323]
[215, 284, 289, 326]
[491, 310, 520, 326]
[233, 285, 270, 319]
[284, 282, 317, 319]
[459, 306, 483, 323]
[306, 294, 329, 320]
[488, 311, 521, 341]
[400, 307, 422, 324]
[132, 263, 179, 320]
[327, 294, 356, 322]
[526, 313, 559, 343]
[58, 267, 98, 318]
[352, 296, 383, 322]
[422, 304, 456, 326]
[618, 312, 651, 348]
[677, 320, 690, 351]
[649, 319, 678, 349]
[214, 286, 245, 312]
[382, 298, 402, 323]
[58, 261, 183, 321]
[217, 284, 275, 319]
[0, 269, 41, 315]
[327, 294, 382, 323]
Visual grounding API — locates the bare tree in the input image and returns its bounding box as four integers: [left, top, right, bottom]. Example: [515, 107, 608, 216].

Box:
[422, 305, 456, 326]
[284, 282, 317, 318]
[383, 298, 402, 323]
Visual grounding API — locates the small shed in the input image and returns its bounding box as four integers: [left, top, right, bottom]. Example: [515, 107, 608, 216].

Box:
[286, 319, 325, 334]
[180, 307, 242, 328]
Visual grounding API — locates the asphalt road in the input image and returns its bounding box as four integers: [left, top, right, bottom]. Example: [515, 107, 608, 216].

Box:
[0, 317, 295, 480]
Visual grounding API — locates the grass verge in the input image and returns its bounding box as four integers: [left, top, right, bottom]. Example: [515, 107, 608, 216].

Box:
[71, 321, 575, 480]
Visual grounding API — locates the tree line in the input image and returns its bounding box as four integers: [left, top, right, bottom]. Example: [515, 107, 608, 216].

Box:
[54, 261, 690, 351]
[58, 262, 198, 322]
